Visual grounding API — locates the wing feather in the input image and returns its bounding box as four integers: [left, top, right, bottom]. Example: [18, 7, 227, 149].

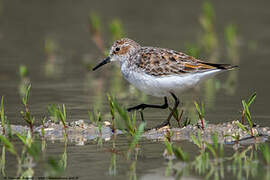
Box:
[135, 47, 233, 76]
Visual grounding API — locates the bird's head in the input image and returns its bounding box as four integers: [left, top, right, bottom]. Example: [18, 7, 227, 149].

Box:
[93, 38, 140, 71]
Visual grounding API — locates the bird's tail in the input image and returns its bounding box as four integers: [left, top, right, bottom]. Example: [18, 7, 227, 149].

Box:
[201, 62, 239, 70]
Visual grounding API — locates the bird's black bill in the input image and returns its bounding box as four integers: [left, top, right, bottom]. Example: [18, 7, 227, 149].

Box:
[92, 57, 111, 71]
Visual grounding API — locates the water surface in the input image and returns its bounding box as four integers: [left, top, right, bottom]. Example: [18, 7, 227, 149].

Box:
[0, 0, 270, 179]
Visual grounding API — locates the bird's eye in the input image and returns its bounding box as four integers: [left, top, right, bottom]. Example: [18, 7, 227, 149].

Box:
[115, 47, 120, 52]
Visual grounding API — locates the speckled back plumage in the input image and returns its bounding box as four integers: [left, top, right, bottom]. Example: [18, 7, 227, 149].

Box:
[133, 47, 216, 76]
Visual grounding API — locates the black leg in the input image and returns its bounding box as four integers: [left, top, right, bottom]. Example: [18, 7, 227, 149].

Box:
[127, 97, 168, 112]
[154, 92, 179, 129]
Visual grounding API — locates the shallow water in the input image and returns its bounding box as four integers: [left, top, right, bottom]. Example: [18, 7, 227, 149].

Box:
[0, 0, 270, 179]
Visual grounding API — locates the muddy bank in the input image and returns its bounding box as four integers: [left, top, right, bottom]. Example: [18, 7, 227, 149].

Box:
[0, 120, 269, 145]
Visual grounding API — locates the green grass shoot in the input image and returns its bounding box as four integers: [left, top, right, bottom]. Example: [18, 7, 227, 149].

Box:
[41, 117, 46, 137]
[185, 43, 201, 58]
[191, 130, 204, 149]
[22, 84, 31, 107]
[0, 135, 17, 156]
[113, 97, 136, 135]
[20, 84, 35, 134]
[88, 110, 102, 134]
[260, 144, 270, 165]
[164, 137, 173, 157]
[128, 122, 146, 152]
[0, 146, 6, 176]
[57, 104, 67, 128]
[107, 95, 116, 132]
[89, 12, 101, 33]
[173, 146, 189, 162]
[199, 1, 215, 32]
[194, 101, 205, 129]
[109, 19, 124, 41]
[205, 132, 223, 159]
[16, 131, 41, 161]
[48, 104, 58, 123]
[1, 96, 5, 135]
[88, 12, 105, 54]
[225, 24, 237, 48]
[241, 92, 257, 136]
[19, 65, 28, 78]
[46, 157, 66, 176]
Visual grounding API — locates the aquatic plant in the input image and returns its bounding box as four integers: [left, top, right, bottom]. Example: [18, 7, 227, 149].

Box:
[260, 144, 270, 165]
[107, 95, 116, 133]
[0, 135, 17, 156]
[0, 146, 5, 176]
[6, 118, 12, 138]
[170, 107, 184, 128]
[88, 110, 102, 134]
[16, 131, 41, 161]
[108, 143, 117, 176]
[205, 132, 223, 159]
[48, 104, 59, 123]
[56, 104, 67, 129]
[128, 160, 137, 180]
[194, 101, 205, 129]
[173, 146, 189, 162]
[185, 43, 201, 58]
[241, 92, 257, 136]
[88, 12, 105, 54]
[88, 109, 103, 146]
[1, 96, 5, 135]
[223, 23, 239, 95]
[1, 97, 13, 137]
[0, 135, 21, 176]
[225, 24, 238, 51]
[18, 65, 31, 98]
[128, 122, 146, 158]
[41, 117, 46, 137]
[164, 130, 174, 158]
[45, 139, 67, 177]
[44, 37, 59, 55]
[20, 84, 35, 134]
[89, 13, 125, 56]
[164, 131, 188, 162]
[199, 1, 218, 53]
[192, 150, 210, 176]
[108, 96, 146, 158]
[190, 132, 225, 179]
[191, 130, 204, 150]
[228, 146, 258, 180]
[46, 156, 66, 177]
[224, 123, 242, 143]
[113, 97, 137, 135]
[19, 65, 28, 78]
[110, 19, 124, 42]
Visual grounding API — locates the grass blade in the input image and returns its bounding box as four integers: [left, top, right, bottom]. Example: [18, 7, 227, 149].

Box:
[129, 122, 146, 150]
[191, 134, 201, 149]
[15, 133, 27, 147]
[235, 121, 248, 132]
[0, 97, 5, 135]
[0, 135, 17, 155]
[173, 146, 189, 161]
[242, 101, 253, 128]
[205, 142, 217, 159]
[260, 144, 270, 165]
[247, 92, 256, 107]
[164, 138, 173, 156]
